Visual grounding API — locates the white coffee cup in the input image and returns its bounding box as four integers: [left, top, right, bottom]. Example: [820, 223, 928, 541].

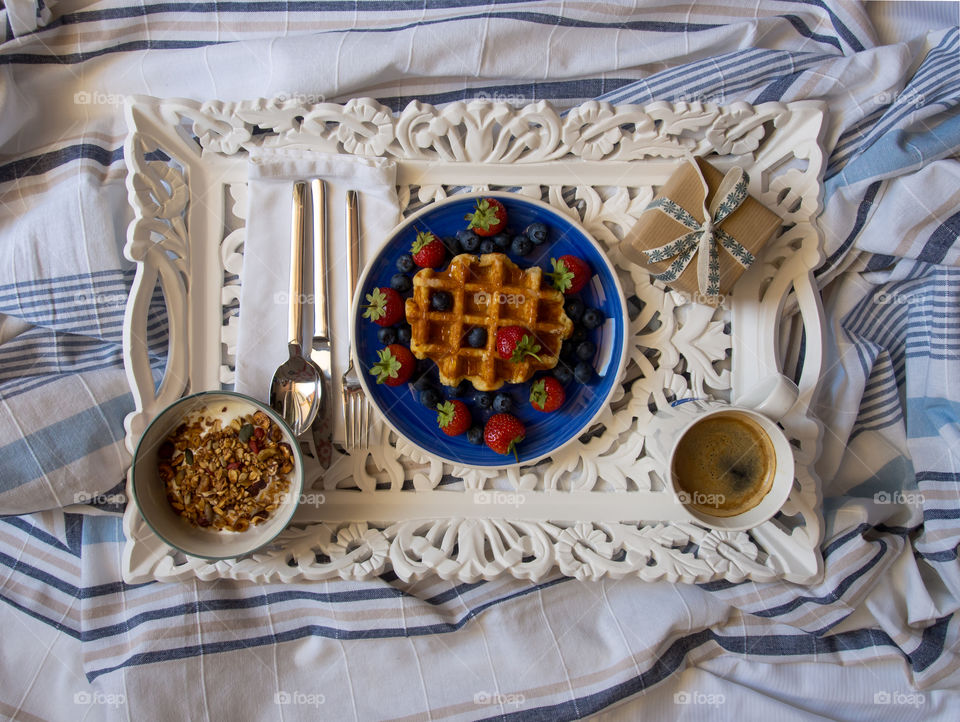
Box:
[646, 374, 799, 531]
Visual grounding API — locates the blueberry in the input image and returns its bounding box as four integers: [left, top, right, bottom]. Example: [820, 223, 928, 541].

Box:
[413, 374, 435, 392]
[553, 363, 574, 385]
[569, 325, 587, 344]
[564, 297, 585, 321]
[560, 341, 578, 360]
[377, 326, 397, 345]
[576, 340, 596, 361]
[390, 273, 412, 293]
[447, 379, 472, 397]
[419, 388, 442, 408]
[466, 425, 484, 445]
[492, 392, 513, 413]
[466, 327, 488, 348]
[582, 308, 603, 330]
[510, 235, 533, 256]
[523, 221, 547, 246]
[574, 361, 594, 384]
[396, 254, 415, 273]
[456, 229, 480, 253]
[442, 236, 460, 254]
[396, 325, 412, 344]
[479, 239, 495, 254]
[474, 391, 493, 409]
[492, 232, 512, 250]
[431, 291, 452, 312]
[525, 222, 548, 245]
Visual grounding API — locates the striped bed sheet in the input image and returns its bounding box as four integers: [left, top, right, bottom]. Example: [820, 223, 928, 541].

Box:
[0, 2, 958, 720]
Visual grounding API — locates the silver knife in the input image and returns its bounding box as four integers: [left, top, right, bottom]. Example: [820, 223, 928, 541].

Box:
[309, 179, 334, 468]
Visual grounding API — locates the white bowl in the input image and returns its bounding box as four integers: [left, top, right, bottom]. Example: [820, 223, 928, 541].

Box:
[130, 391, 303, 559]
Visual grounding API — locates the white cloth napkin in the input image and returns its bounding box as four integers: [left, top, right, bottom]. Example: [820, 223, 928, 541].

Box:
[235, 149, 399, 443]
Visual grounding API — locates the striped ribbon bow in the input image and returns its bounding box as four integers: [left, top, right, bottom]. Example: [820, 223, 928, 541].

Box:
[642, 161, 756, 297]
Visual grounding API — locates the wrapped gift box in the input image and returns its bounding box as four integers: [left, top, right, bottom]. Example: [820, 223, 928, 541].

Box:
[622, 156, 782, 305]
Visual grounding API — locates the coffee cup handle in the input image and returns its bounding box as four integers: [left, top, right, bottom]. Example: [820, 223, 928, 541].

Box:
[733, 373, 798, 422]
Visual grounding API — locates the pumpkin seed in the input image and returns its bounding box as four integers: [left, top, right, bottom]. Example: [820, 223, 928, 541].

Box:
[238, 423, 255, 443]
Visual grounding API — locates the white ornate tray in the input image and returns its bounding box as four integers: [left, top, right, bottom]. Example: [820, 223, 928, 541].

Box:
[121, 96, 827, 585]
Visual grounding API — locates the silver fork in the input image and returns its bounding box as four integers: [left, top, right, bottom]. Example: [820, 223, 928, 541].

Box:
[341, 190, 371, 449]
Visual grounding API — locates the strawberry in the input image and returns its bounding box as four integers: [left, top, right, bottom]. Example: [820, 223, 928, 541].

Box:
[484, 413, 526, 459]
[411, 230, 446, 268]
[464, 198, 507, 237]
[548, 255, 592, 295]
[529, 376, 565, 413]
[437, 400, 471, 436]
[495, 326, 542, 363]
[369, 344, 415, 386]
[362, 287, 404, 326]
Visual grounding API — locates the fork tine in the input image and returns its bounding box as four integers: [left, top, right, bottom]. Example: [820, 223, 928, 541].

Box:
[360, 397, 368, 448]
[349, 393, 358, 450]
[364, 399, 371, 447]
[359, 398, 365, 448]
[347, 394, 354, 449]
[354, 394, 363, 450]
[349, 394, 357, 450]
[341, 390, 349, 449]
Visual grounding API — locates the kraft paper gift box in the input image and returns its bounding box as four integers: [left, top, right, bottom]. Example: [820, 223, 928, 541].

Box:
[622, 156, 782, 305]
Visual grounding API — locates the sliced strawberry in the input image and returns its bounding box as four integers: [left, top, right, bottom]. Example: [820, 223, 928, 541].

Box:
[495, 325, 542, 363]
[529, 376, 565, 413]
[464, 198, 507, 237]
[362, 287, 404, 326]
[484, 413, 526, 459]
[548, 255, 592, 295]
[411, 230, 446, 268]
[437, 400, 471, 436]
[369, 344, 415, 386]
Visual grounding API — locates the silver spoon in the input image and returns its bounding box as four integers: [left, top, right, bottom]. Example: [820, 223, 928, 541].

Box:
[269, 181, 321, 436]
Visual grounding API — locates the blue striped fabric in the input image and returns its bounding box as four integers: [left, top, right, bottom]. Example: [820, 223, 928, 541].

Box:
[1, 2, 959, 719]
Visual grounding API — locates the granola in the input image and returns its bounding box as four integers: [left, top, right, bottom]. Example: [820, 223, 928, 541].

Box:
[157, 407, 295, 532]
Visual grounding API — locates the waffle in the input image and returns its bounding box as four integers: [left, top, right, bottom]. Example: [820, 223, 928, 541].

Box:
[405, 253, 574, 391]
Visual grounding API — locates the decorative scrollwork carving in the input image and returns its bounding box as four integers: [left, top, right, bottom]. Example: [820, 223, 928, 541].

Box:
[122, 96, 827, 585]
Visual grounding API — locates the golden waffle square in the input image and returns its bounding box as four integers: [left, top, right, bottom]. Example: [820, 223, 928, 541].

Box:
[405, 253, 574, 391]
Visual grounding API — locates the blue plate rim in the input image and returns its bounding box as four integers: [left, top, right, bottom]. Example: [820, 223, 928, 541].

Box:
[350, 191, 629, 469]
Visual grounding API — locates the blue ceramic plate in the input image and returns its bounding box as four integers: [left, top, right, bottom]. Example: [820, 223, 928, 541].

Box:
[352, 192, 627, 468]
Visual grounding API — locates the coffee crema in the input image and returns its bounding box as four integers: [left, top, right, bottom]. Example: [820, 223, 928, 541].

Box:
[672, 411, 776, 517]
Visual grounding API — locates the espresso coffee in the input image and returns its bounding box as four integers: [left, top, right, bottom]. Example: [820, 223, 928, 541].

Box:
[672, 411, 776, 517]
